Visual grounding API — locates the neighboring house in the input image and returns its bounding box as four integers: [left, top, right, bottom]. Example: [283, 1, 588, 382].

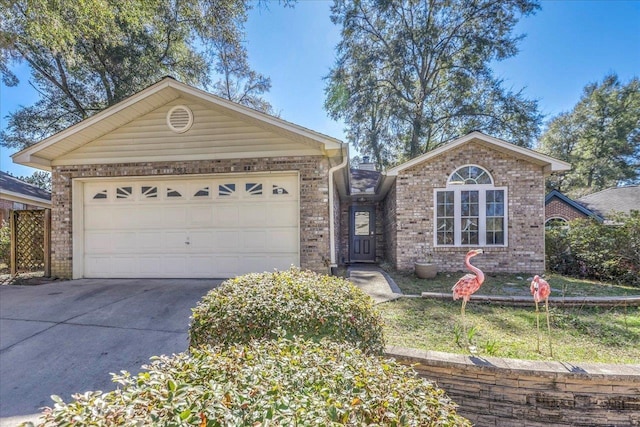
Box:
[545, 186, 639, 226]
[544, 189, 602, 226]
[13, 77, 570, 279]
[577, 186, 640, 223]
[0, 171, 51, 224]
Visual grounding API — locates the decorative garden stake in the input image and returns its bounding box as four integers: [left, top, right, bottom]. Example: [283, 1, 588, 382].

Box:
[452, 249, 485, 344]
[530, 275, 553, 357]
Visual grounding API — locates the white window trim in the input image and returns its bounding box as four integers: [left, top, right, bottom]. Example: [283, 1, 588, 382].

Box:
[447, 163, 494, 185]
[433, 184, 509, 248]
[545, 216, 569, 229]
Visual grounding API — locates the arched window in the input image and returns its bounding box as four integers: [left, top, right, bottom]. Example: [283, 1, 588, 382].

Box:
[434, 165, 507, 247]
[448, 165, 493, 185]
[545, 217, 568, 229]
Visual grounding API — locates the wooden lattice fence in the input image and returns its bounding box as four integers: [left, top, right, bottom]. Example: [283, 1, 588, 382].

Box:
[10, 209, 51, 276]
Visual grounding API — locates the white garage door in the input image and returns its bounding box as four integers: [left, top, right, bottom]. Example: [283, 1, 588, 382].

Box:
[82, 174, 299, 278]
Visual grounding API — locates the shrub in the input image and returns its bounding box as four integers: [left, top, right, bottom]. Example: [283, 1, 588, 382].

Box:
[546, 212, 640, 287]
[189, 268, 385, 355]
[39, 339, 470, 426]
[0, 221, 10, 268]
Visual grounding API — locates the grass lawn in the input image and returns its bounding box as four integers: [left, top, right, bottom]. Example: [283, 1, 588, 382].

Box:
[378, 269, 640, 364]
[389, 270, 638, 297]
[378, 297, 640, 364]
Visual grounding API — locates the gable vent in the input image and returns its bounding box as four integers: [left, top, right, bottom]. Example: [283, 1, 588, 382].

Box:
[167, 105, 193, 133]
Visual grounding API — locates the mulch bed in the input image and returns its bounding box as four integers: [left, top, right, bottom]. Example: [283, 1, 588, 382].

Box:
[0, 270, 66, 286]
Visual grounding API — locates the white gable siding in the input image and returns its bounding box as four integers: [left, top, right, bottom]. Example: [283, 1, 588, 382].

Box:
[53, 99, 323, 166]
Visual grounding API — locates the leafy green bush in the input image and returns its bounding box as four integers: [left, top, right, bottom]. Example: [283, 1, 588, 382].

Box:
[0, 221, 10, 268]
[189, 268, 385, 354]
[546, 212, 640, 287]
[39, 339, 470, 426]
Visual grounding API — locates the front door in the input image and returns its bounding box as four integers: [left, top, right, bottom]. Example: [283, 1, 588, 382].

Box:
[350, 206, 376, 262]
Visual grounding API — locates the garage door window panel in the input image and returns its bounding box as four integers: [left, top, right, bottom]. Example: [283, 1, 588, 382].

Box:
[218, 183, 237, 198]
[166, 188, 183, 198]
[245, 182, 263, 197]
[116, 186, 133, 200]
[93, 189, 108, 200]
[142, 186, 158, 199]
[272, 184, 290, 195]
[193, 186, 210, 198]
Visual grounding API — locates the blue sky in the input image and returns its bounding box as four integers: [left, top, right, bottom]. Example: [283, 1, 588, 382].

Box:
[1, 0, 639, 177]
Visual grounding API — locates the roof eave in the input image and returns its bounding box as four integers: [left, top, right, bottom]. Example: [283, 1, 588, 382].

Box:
[12, 78, 177, 167]
[12, 77, 344, 169]
[385, 131, 572, 176]
[11, 153, 52, 171]
[545, 190, 603, 222]
[0, 189, 52, 207]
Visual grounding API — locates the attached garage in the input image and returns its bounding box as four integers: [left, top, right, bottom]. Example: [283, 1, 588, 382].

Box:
[79, 174, 299, 278]
[13, 77, 348, 279]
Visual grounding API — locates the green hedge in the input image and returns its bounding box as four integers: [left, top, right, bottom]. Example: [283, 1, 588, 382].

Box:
[546, 212, 640, 287]
[39, 339, 470, 426]
[0, 221, 10, 267]
[189, 268, 385, 354]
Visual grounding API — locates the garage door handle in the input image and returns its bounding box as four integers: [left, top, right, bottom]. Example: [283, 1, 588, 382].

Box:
[185, 241, 190, 245]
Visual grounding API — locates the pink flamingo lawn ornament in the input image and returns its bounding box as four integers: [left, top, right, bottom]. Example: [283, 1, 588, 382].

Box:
[531, 275, 553, 357]
[452, 249, 485, 337]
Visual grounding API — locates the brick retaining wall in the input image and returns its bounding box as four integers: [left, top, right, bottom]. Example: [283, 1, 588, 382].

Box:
[386, 346, 640, 426]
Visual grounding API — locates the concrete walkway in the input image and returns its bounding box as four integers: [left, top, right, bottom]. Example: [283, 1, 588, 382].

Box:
[347, 264, 403, 304]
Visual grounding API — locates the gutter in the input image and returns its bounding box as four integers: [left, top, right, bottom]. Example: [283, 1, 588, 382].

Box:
[328, 144, 349, 273]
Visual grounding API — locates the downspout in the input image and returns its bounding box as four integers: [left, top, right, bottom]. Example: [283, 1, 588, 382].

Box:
[328, 144, 349, 274]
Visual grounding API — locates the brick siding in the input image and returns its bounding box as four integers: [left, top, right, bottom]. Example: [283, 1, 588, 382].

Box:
[545, 198, 589, 222]
[383, 183, 398, 267]
[390, 141, 546, 274]
[51, 156, 331, 278]
[0, 199, 45, 224]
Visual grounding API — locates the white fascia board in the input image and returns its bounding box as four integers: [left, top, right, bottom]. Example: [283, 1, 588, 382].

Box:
[0, 190, 51, 207]
[11, 79, 177, 165]
[12, 77, 343, 168]
[473, 133, 571, 172]
[386, 131, 571, 176]
[11, 153, 52, 171]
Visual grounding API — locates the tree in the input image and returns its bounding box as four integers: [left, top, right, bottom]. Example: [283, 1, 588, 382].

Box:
[211, 38, 275, 115]
[325, 0, 542, 169]
[18, 170, 51, 191]
[540, 74, 640, 196]
[0, 0, 286, 151]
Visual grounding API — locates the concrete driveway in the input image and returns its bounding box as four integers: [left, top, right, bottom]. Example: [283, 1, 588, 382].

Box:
[0, 278, 222, 425]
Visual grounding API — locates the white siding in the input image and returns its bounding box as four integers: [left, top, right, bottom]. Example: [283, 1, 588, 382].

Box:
[54, 98, 323, 166]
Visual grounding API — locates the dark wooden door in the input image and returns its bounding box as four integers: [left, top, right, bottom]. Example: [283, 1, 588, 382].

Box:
[349, 206, 376, 262]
